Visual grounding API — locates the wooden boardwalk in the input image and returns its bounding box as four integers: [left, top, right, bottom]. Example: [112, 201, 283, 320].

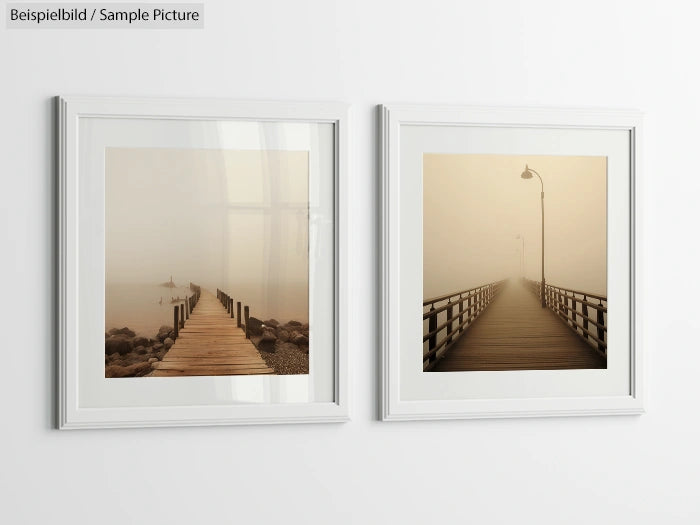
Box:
[152, 290, 274, 376]
[432, 280, 606, 371]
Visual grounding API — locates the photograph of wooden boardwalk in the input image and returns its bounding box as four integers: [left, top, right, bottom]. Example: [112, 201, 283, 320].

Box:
[423, 154, 607, 372]
[103, 147, 311, 378]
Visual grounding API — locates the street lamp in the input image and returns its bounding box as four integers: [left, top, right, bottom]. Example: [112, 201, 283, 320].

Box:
[520, 164, 546, 307]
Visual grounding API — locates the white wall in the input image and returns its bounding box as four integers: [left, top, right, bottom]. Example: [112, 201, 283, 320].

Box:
[1, 1, 698, 523]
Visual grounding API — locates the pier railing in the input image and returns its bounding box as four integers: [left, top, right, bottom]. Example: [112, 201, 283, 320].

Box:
[523, 278, 607, 355]
[216, 287, 253, 339]
[423, 279, 507, 370]
[171, 282, 201, 339]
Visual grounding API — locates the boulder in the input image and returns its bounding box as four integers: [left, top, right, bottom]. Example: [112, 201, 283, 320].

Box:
[287, 320, 302, 327]
[133, 336, 149, 348]
[168, 330, 175, 340]
[104, 335, 133, 356]
[261, 328, 277, 343]
[105, 364, 129, 378]
[276, 328, 290, 342]
[163, 338, 174, 350]
[264, 319, 280, 328]
[275, 341, 300, 353]
[134, 345, 147, 355]
[152, 342, 164, 351]
[125, 362, 152, 377]
[291, 333, 309, 346]
[148, 357, 158, 364]
[108, 327, 136, 338]
[156, 325, 172, 341]
[246, 317, 264, 336]
[301, 323, 309, 331]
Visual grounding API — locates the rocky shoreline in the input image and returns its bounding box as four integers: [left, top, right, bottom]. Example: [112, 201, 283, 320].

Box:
[104, 318, 309, 377]
[246, 317, 309, 375]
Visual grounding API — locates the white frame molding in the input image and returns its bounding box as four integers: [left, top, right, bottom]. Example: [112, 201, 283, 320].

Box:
[58, 96, 349, 428]
[380, 104, 644, 421]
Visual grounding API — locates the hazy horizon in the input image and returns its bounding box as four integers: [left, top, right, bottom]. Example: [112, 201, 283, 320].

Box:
[105, 147, 310, 324]
[423, 154, 607, 298]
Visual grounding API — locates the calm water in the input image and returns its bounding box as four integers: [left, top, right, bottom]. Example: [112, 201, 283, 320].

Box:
[105, 283, 196, 338]
[106, 282, 310, 338]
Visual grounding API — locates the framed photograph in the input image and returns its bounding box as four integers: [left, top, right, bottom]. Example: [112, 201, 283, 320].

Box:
[58, 96, 349, 428]
[380, 104, 643, 420]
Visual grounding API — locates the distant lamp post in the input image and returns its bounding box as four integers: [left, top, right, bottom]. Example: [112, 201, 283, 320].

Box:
[515, 234, 525, 278]
[520, 165, 546, 307]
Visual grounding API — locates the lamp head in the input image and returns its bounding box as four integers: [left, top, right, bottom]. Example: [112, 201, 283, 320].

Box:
[520, 165, 533, 179]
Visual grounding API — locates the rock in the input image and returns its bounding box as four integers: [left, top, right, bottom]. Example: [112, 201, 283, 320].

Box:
[134, 345, 147, 355]
[133, 336, 149, 348]
[105, 335, 133, 356]
[163, 337, 174, 349]
[291, 333, 309, 346]
[247, 317, 264, 336]
[121, 352, 144, 366]
[105, 364, 128, 378]
[108, 327, 136, 338]
[156, 325, 172, 341]
[275, 341, 300, 353]
[148, 357, 158, 364]
[152, 343, 164, 351]
[168, 330, 175, 340]
[126, 362, 152, 377]
[287, 320, 302, 327]
[301, 323, 309, 331]
[151, 361, 160, 370]
[264, 319, 280, 328]
[261, 328, 277, 343]
[276, 328, 290, 342]
[105, 332, 109, 339]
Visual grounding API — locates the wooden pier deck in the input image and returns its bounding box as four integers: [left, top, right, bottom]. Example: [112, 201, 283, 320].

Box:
[152, 290, 274, 376]
[432, 280, 606, 371]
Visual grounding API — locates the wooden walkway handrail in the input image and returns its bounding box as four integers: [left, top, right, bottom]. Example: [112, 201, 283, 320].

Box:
[523, 278, 607, 355]
[423, 278, 507, 369]
[171, 282, 201, 339]
[216, 287, 252, 339]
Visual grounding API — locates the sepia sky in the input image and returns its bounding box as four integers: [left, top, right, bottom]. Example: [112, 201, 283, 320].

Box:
[423, 154, 607, 298]
[105, 147, 309, 321]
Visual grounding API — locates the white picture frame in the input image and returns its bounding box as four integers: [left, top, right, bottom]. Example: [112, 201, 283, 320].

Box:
[58, 96, 349, 428]
[380, 104, 644, 421]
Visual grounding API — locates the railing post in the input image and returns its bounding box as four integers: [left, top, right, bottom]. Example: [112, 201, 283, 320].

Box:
[180, 302, 185, 328]
[446, 302, 454, 346]
[237, 301, 242, 328]
[569, 294, 576, 329]
[173, 305, 179, 339]
[428, 305, 437, 364]
[185, 296, 189, 320]
[582, 297, 589, 335]
[597, 302, 605, 353]
[468, 295, 472, 322]
[227, 296, 231, 314]
[244, 306, 250, 339]
[230, 298, 234, 318]
[458, 295, 464, 333]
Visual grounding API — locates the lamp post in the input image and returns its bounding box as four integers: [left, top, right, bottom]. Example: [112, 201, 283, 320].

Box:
[520, 165, 546, 307]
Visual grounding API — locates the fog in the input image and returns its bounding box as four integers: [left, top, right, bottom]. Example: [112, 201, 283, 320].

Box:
[106, 147, 309, 322]
[423, 154, 607, 298]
